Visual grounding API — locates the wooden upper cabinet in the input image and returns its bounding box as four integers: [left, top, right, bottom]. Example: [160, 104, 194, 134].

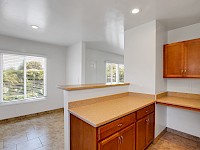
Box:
[164, 38, 200, 78]
[164, 42, 184, 78]
[184, 39, 200, 77]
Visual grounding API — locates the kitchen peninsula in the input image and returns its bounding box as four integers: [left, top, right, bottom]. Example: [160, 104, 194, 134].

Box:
[59, 83, 156, 150]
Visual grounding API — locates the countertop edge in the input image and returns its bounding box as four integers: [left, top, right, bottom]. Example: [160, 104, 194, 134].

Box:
[69, 101, 155, 127]
[156, 100, 200, 111]
[58, 83, 130, 91]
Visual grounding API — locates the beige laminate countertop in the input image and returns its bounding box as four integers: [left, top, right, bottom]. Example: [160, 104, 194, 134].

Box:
[69, 95, 155, 127]
[157, 96, 200, 111]
[58, 83, 130, 91]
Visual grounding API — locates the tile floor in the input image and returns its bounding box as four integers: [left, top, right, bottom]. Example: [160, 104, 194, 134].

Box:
[147, 132, 200, 150]
[0, 111, 64, 150]
[0, 111, 199, 150]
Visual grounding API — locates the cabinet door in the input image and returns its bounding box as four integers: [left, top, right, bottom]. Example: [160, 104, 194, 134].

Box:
[184, 39, 200, 77]
[136, 116, 148, 150]
[98, 132, 120, 150]
[164, 43, 184, 77]
[120, 124, 135, 150]
[146, 113, 155, 146]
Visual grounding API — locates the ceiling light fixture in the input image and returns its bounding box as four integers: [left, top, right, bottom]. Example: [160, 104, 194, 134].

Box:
[131, 8, 140, 14]
[31, 25, 39, 29]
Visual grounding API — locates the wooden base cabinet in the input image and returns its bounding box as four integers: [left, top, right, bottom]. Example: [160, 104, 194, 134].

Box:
[70, 112, 136, 150]
[70, 103, 155, 150]
[136, 104, 155, 150]
[98, 124, 135, 150]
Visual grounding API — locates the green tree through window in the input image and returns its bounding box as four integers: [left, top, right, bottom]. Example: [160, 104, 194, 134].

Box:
[2, 54, 46, 102]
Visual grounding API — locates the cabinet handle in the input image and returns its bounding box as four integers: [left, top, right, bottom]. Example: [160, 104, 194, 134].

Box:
[118, 137, 121, 144]
[121, 136, 123, 143]
[118, 123, 123, 127]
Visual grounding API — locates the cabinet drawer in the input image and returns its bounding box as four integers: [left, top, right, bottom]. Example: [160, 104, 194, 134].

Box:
[136, 104, 155, 120]
[98, 112, 136, 141]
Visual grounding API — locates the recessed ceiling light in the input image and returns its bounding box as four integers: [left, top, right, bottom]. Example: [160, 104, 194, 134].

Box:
[131, 8, 140, 14]
[31, 25, 39, 29]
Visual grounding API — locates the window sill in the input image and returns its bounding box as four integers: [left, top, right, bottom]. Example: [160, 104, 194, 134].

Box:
[0, 97, 47, 106]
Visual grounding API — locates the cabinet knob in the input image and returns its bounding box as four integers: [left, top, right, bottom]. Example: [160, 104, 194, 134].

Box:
[118, 123, 123, 127]
[184, 70, 187, 73]
[146, 110, 148, 113]
[181, 70, 183, 73]
[146, 119, 149, 122]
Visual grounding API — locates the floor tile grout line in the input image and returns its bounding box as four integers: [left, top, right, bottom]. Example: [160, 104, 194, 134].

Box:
[38, 137, 44, 147]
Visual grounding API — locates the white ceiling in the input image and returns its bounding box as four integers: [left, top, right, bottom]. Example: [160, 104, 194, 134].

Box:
[0, 0, 200, 55]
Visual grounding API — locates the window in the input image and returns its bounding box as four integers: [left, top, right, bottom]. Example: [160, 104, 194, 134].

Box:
[106, 63, 124, 84]
[0, 53, 46, 102]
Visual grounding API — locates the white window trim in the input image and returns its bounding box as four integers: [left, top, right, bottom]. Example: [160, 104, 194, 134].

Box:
[0, 52, 47, 104]
[0, 97, 47, 106]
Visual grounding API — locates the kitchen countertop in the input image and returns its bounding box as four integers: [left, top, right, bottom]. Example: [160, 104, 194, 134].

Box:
[157, 96, 200, 112]
[58, 83, 130, 91]
[69, 95, 155, 127]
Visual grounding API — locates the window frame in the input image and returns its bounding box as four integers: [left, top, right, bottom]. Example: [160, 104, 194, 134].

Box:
[105, 62, 124, 84]
[0, 51, 47, 104]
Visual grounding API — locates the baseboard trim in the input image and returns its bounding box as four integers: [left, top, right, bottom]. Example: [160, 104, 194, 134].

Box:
[167, 128, 200, 142]
[0, 108, 64, 124]
[153, 128, 167, 144]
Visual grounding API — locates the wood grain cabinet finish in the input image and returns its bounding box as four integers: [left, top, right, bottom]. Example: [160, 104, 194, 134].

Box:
[164, 38, 200, 78]
[98, 112, 136, 141]
[98, 124, 136, 150]
[70, 103, 155, 150]
[136, 104, 155, 150]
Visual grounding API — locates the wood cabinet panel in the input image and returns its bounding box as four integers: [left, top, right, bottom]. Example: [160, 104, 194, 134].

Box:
[98, 112, 136, 141]
[70, 114, 97, 150]
[136, 116, 148, 150]
[98, 133, 119, 150]
[99, 124, 136, 150]
[120, 124, 135, 150]
[146, 113, 155, 146]
[136, 104, 155, 120]
[164, 43, 184, 77]
[185, 39, 200, 77]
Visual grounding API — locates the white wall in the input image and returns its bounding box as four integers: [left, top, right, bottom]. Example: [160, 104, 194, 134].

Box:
[155, 22, 167, 94]
[155, 22, 168, 137]
[125, 21, 168, 138]
[85, 48, 124, 84]
[167, 107, 200, 137]
[0, 35, 66, 120]
[155, 104, 167, 137]
[166, 23, 200, 137]
[66, 42, 85, 85]
[125, 21, 156, 94]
